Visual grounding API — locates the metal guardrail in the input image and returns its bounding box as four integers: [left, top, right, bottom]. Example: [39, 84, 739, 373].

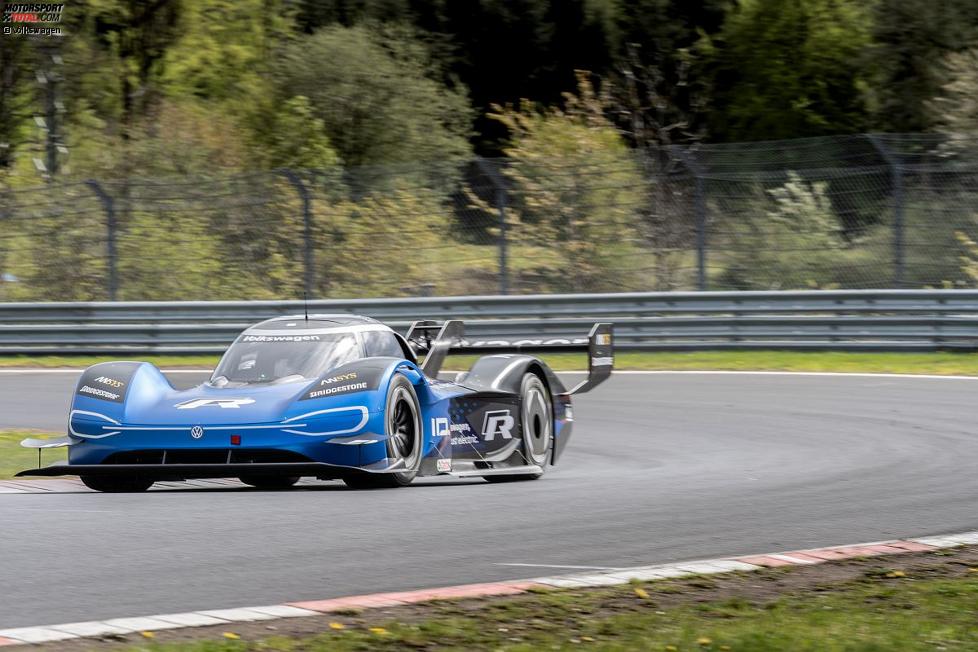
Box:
[1, 290, 978, 355]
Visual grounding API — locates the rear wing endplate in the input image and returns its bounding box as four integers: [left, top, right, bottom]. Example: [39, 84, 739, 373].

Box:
[563, 322, 613, 395]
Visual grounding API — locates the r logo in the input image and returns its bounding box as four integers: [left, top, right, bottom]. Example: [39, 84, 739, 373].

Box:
[481, 410, 514, 441]
[176, 398, 256, 410]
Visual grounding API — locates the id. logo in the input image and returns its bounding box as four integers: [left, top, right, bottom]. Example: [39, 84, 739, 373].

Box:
[431, 417, 450, 438]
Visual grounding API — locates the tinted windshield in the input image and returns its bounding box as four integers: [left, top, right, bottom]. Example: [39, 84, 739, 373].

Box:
[211, 333, 360, 384]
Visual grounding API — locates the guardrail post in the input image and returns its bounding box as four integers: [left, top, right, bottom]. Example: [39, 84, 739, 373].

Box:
[279, 170, 313, 296]
[85, 180, 117, 300]
[475, 158, 509, 295]
[867, 135, 905, 287]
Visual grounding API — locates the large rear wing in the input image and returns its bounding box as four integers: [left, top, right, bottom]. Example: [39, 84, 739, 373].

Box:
[405, 320, 613, 394]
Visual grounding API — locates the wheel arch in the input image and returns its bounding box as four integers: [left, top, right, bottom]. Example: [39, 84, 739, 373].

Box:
[462, 355, 570, 465]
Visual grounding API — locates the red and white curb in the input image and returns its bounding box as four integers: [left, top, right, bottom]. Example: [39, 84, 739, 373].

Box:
[1, 530, 976, 646]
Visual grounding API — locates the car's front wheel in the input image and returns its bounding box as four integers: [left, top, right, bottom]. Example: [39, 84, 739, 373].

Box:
[344, 374, 421, 489]
[80, 475, 154, 493]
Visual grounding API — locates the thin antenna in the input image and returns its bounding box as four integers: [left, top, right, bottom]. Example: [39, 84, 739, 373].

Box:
[304, 291, 309, 322]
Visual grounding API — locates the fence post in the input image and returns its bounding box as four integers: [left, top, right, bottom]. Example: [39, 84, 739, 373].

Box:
[475, 158, 509, 295]
[674, 147, 707, 290]
[85, 180, 117, 300]
[867, 135, 904, 287]
[279, 170, 313, 296]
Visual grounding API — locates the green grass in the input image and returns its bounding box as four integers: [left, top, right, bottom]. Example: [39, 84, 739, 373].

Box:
[122, 570, 978, 651]
[5, 351, 978, 374]
[0, 355, 219, 369]
[0, 431, 65, 479]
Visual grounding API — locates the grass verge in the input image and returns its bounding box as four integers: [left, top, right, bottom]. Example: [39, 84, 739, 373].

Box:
[0, 355, 219, 369]
[33, 545, 978, 651]
[0, 431, 66, 479]
[5, 351, 978, 374]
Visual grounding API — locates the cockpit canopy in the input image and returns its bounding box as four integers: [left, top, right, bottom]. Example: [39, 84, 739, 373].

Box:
[210, 316, 412, 386]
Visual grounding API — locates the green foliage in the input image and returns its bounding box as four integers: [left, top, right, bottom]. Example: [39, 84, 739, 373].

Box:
[490, 75, 646, 292]
[869, 0, 978, 133]
[315, 184, 454, 297]
[272, 24, 473, 169]
[247, 97, 341, 169]
[0, 36, 37, 173]
[716, 173, 874, 290]
[1, 185, 108, 300]
[705, 0, 872, 141]
[161, 0, 292, 101]
[930, 47, 978, 143]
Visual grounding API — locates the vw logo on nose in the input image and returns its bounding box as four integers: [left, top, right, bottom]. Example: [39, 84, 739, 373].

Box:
[190, 425, 204, 439]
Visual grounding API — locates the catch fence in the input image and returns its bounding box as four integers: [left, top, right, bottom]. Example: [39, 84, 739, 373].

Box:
[1, 133, 976, 302]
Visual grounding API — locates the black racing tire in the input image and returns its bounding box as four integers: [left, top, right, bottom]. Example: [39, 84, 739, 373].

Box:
[239, 475, 300, 490]
[484, 372, 552, 483]
[80, 475, 154, 493]
[344, 374, 421, 489]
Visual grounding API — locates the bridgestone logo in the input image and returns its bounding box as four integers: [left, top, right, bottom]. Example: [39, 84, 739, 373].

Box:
[242, 334, 321, 342]
[307, 382, 368, 399]
[79, 385, 120, 400]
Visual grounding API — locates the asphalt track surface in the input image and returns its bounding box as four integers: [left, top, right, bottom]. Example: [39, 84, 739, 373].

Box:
[1, 370, 977, 629]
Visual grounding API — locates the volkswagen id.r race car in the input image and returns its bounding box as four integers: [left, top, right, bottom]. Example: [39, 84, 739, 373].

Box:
[18, 316, 612, 491]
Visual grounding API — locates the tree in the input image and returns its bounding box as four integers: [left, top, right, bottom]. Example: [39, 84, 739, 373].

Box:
[161, 0, 293, 101]
[272, 23, 473, 168]
[930, 47, 978, 142]
[716, 172, 856, 290]
[704, 0, 872, 142]
[247, 96, 340, 169]
[488, 74, 646, 292]
[869, 0, 978, 133]
[0, 37, 36, 175]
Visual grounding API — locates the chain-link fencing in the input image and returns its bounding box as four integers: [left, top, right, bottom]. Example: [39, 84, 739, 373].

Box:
[1, 133, 976, 301]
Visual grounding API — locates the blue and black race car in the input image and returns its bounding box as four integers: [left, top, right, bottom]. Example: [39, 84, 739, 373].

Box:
[18, 316, 612, 491]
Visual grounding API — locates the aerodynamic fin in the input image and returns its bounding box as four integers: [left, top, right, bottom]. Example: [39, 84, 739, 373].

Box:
[564, 322, 613, 395]
[413, 319, 464, 377]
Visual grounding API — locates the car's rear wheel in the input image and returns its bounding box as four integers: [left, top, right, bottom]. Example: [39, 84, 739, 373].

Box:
[239, 475, 300, 490]
[344, 375, 421, 489]
[484, 372, 552, 483]
[80, 475, 154, 493]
